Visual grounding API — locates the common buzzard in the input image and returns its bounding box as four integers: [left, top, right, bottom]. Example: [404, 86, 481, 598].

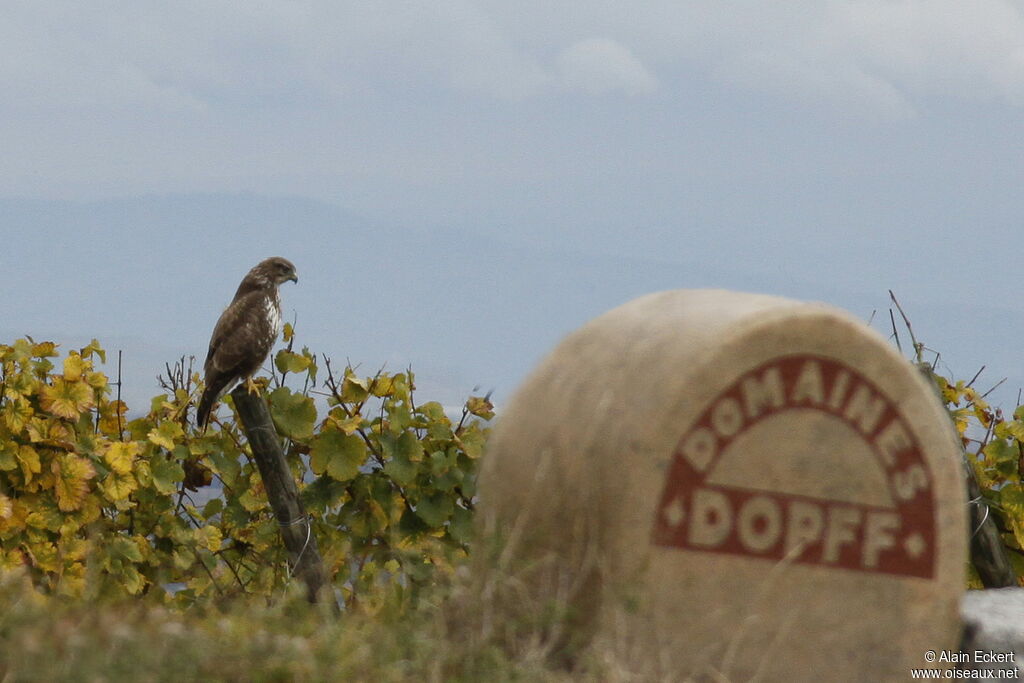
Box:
[196, 256, 298, 428]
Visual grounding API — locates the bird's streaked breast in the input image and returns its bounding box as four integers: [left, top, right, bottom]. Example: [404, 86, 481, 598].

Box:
[265, 294, 282, 337]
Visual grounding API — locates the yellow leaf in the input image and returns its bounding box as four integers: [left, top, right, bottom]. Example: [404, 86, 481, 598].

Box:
[104, 441, 140, 475]
[79, 339, 106, 363]
[56, 563, 87, 599]
[0, 549, 25, 571]
[62, 538, 90, 563]
[31, 341, 58, 358]
[26, 541, 60, 572]
[4, 398, 33, 432]
[85, 370, 108, 390]
[52, 453, 96, 512]
[25, 418, 72, 448]
[77, 495, 102, 524]
[238, 483, 265, 512]
[98, 399, 127, 436]
[173, 547, 196, 570]
[341, 372, 370, 402]
[0, 494, 12, 520]
[9, 372, 40, 399]
[25, 500, 61, 531]
[148, 421, 183, 451]
[195, 526, 222, 553]
[100, 470, 138, 503]
[329, 413, 364, 435]
[369, 373, 396, 397]
[466, 395, 495, 420]
[4, 500, 28, 533]
[133, 459, 152, 487]
[63, 353, 86, 382]
[16, 445, 41, 483]
[39, 378, 95, 420]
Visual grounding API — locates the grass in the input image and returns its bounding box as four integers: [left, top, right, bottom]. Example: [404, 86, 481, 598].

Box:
[0, 569, 612, 682]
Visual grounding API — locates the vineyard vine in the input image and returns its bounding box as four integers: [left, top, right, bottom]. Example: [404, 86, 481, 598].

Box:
[0, 324, 492, 608]
[0, 317, 1020, 611]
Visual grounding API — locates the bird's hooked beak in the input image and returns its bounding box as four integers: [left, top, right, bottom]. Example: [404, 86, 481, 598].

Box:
[288, 273, 298, 284]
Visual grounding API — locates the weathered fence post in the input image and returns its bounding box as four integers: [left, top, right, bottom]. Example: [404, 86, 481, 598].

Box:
[963, 457, 1017, 587]
[230, 385, 334, 607]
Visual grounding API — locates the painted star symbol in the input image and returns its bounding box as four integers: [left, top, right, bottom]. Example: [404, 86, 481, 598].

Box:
[904, 533, 926, 559]
[663, 497, 686, 528]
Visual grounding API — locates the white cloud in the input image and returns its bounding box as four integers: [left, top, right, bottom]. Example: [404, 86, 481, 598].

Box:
[827, 0, 1024, 105]
[713, 51, 917, 120]
[555, 38, 658, 96]
[686, 0, 1024, 116]
[4, 1, 1024, 116]
[5, 0, 1024, 200]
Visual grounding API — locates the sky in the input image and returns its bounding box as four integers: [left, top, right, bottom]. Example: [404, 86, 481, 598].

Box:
[2, 2, 1024, 415]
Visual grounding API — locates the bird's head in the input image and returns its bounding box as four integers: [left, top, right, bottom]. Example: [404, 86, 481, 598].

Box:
[252, 257, 298, 286]
[268, 257, 298, 285]
[233, 257, 298, 300]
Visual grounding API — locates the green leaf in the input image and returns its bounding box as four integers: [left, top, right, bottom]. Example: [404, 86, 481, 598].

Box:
[457, 427, 486, 459]
[202, 498, 224, 519]
[429, 450, 450, 477]
[222, 499, 251, 528]
[269, 387, 316, 440]
[416, 401, 447, 422]
[1001, 486, 1024, 519]
[151, 456, 184, 495]
[984, 438, 1017, 464]
[414, 492, 453, 528]
[207, 448, 241, 486]
[382, 431, 424, 487]
[274, 349, 312, 376]
[0, 444, 17, 471]
[386, 399, 413, 433]
[121, 565, 146, 594]
[310, 427, 366, 482]
[398, 507, 429, 537]
[110, 536, 143, 563]
[449, 506, 473, 545]
[384, 452, 417, 487]
[301, 475, 348, 513]
[1005, 421, 1024, 442]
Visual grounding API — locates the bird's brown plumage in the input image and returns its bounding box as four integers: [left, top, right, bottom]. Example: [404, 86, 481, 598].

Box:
[196, 257, 298, 428]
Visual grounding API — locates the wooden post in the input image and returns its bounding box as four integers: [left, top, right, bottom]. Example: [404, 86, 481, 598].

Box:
[230, 385, 335, 606]
[963, 458, 1017, 587]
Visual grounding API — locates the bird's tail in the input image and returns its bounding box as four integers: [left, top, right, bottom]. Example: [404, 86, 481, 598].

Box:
[196, 376, 230, 429]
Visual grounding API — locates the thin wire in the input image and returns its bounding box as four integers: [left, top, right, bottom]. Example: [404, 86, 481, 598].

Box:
[967, 495, 990, 540]
[281, 515, 313, 582]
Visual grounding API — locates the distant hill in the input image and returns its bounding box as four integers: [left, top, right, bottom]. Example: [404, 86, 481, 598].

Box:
[1, 193, 1020, 414]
